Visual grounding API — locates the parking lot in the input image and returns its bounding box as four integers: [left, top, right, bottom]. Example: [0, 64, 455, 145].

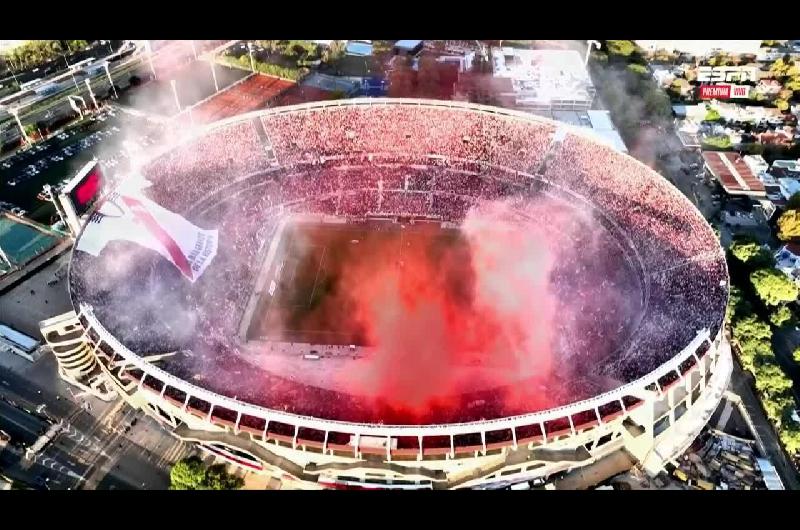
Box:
[0, 108, 162, 224]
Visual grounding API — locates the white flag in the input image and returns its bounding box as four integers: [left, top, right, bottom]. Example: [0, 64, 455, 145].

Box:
[77, 188, 218, 283]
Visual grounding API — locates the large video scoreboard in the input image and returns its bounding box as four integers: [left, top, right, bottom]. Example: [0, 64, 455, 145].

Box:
[58, 159, 105, 235]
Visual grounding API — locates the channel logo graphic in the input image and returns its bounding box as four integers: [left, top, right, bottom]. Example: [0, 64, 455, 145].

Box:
[697, 66, 755, 100]
[699, 84, 751, 100]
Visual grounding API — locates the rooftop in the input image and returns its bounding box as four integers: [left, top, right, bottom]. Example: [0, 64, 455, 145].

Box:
[702, 151, 766, 197]
[490, 48, 594, 108]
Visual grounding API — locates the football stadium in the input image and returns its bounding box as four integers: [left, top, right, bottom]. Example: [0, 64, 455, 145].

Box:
[43, 98, 733, 489]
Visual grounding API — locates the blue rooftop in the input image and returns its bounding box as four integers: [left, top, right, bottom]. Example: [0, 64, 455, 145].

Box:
[346, 41, 373, 57]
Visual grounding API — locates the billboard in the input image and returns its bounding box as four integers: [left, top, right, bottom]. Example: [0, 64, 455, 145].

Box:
[58, 160, 104, 236]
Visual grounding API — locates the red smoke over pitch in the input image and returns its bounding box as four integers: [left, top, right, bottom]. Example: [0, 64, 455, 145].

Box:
[291, 201, 563, 422]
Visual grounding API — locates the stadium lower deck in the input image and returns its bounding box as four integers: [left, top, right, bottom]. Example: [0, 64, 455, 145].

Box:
[69, 100, 729, 428]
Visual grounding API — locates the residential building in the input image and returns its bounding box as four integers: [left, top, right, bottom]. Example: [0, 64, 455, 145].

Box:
[489, 48, 595, 111]
[775, 243, 800, 284]
[636, 40, 762, 57]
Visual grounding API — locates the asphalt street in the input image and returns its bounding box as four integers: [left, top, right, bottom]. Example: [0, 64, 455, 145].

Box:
[0, 345, 182, 490]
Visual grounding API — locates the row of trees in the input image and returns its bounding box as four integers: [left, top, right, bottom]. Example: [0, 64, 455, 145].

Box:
[217, 53, 309, 81]
[768, 55, 800, 112]
[169, 456, 244, 490]
[1, 40, 90, 71]
[727, 237, 800, 453]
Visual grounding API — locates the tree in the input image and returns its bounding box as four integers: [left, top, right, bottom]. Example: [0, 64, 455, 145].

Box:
[203, 464, 245, 490]
[785, 77, 800, 92]
[627, 63, 648, 76]
[780, 418, 800, 454]
[775, 99, 790, 112]
[777, 209, 800, 240]
[417, 56, 441, 98]
[730, 238, 772, 267]
[704, 108, 722, 122]
[750, 268, 799, 306]
[169, 456, 244, 490]
[727, 284, 752, 322]
[702, 135, 732, 149]
[793, 347, 800, 364]
[733, 314, 773, 373]
[606, 40, 638, 58]
[328, 41, 345, 62]
[770, 305, 794, 327]
[169, 457, 206, 490]
[754, 360, 793, 398]
[770, 56, 794, 77]
[763, 394, 794, 424]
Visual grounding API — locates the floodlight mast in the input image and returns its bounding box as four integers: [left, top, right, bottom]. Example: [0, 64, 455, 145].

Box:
[9, 107, 31, 145]
[103, 62, 118, 99]
[145, 40, 157, 79]
[585, 40, 601, 66]
[170, 79, 181, 113]
[210, 61, 219, 92]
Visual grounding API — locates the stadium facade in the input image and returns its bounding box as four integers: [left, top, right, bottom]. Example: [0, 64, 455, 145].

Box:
[43, 99, 731, 489]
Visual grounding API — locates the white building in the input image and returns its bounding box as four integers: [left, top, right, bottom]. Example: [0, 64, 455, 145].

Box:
[773, 159, 800, 172]
[743, 155, 769, 176]
[636, 41, 762, 57]
[775, 244, 800, 284]
[778, 178, 800, 200]
[490, 48, 595, 111]
[584, 110, 628, 153]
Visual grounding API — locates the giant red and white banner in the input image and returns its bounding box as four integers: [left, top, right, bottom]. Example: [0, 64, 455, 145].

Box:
[76, 187, 218, 283]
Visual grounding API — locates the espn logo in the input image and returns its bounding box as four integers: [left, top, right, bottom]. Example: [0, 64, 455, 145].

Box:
[696, 66, 757, 83]
[699, 84, 750, 100]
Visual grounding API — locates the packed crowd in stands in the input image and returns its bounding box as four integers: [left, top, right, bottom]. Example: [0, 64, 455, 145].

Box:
[261, 105, 555, 171]
[71, 101, 728, 425]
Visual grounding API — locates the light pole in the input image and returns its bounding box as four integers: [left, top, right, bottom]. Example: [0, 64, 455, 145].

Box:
[9, 107, 31, 145]
[103, 62, 118, 99]
[42, 184, 70, 236]
[170, 79, 181, 113]
[210, 60, 219, 92]
[6, 59, 20, 86]
[63, 54, 80, 91]
[144, 40, 157, 80]
[585, 40, 601, 66]
[85, 79, 99, 111]
[248, 42, 256, 73]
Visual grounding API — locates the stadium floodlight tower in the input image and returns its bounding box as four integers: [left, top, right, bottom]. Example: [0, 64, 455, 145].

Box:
[145, 40, 157, 79]
[248, 42, 256, 73]
[84, 79, 99, 111]
[62, 54, 81, 91]
[170, 80, 182, 113]
[210, 61, 219, 92]
[103, 61, 118, 99]
[8, 107, 31, 145]
[585, 40, 601, 65]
